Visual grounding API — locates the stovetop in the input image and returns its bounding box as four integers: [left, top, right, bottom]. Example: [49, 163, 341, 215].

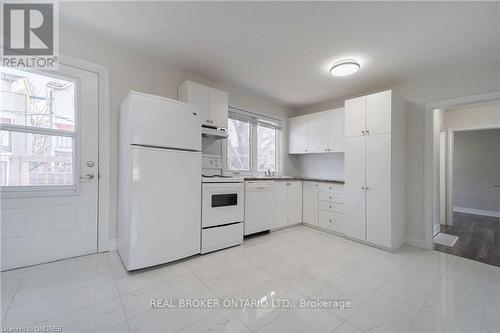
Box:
[201, 174, 244, 183]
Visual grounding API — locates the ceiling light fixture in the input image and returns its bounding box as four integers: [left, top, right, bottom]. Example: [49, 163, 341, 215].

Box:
[330, 60, 360, 77]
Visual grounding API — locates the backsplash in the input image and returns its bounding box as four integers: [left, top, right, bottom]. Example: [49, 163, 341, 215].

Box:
[290, 153, 345, 180]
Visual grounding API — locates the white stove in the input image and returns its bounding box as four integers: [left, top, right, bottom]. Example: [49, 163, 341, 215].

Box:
[200, 154, 244, 254]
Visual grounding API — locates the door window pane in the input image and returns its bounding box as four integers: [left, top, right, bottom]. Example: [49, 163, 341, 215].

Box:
[227, 118, 250, 170]
[0, 131, 74, 186]
[257, 125, 276, 171]
[1, 67, 75, 131]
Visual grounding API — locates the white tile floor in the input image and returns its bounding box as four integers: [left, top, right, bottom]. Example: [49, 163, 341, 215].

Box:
[1, 225, 499, 333]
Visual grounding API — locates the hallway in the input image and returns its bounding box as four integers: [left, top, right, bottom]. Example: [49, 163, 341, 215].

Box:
[435, 212, 500, 267]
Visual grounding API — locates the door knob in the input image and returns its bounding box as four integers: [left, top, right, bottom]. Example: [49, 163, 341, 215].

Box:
[80, 174, 95, 180]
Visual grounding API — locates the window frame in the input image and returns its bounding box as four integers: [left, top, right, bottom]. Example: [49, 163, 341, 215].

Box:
[0, 68, 80, 197]
[225, 108, 282, 176]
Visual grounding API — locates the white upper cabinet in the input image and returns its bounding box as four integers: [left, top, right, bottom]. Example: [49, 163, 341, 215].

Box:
[345, 96, 366, 137]
[178, 81, 228, 129]
[329, 108, 345, 152]
[366, 90, 391, 135]
[307, 111, 329, 153]
[288, 107, 344, 154]
[345, 90, 391, 137]
[289, 115, 308, 153]
[208, 88, 229, 129]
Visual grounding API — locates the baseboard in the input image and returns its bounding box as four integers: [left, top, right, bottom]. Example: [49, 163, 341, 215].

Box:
[453, 206, 500, 218]
[108, 239, 117, 251]
[405, 236, 426, 249]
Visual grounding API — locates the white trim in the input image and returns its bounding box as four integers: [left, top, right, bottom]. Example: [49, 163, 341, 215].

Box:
[446, 130, 454, 226]
[405, 236, 426, 249]
[226, 108, 284, 176]
[424, 91, 500, 250]
[453, 207, 500, 218]
[58, 54, 111, 253]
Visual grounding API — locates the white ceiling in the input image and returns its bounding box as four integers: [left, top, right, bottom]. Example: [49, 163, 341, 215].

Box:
[60, 2, 500, 108]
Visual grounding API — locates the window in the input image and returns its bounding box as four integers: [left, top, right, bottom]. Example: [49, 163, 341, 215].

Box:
[227, 118, 250, 171]
[227, 108, 282, 174]
[0, 67, 76, 189]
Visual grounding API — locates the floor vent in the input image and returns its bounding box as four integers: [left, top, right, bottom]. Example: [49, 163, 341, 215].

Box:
[433, 233, 459, 247]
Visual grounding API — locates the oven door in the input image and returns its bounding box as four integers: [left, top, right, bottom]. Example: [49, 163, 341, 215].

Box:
[202, 183, 244, 228]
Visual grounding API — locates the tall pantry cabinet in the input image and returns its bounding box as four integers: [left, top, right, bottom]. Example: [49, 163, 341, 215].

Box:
[344, 90, 405, 250]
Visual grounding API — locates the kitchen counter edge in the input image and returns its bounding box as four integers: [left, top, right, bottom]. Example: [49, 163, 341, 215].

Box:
[243, 176, 345, 184]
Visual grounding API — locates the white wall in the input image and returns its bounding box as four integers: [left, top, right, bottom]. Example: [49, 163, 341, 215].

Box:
[59, 28, 292, 242]
[445, 103, 500, 130]
[453, 129, 500, 215]
[289, 153, 344, 180]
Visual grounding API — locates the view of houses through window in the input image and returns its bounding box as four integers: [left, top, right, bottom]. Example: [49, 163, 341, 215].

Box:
[0, 67, 76, 187]
[227, 110, 281, 174]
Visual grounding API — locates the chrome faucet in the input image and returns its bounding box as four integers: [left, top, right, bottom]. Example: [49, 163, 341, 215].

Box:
[265, 168, 275, 177]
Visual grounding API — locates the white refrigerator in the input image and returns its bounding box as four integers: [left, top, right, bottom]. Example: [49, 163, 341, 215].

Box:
[118, 91, 201, 270]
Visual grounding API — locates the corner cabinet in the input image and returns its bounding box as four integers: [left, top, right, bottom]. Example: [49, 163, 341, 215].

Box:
[344, 89, 405, 250]
[288, 107, 344, 154]
[178, 81, 228, 129]
[271, 181, 303, 229]
[302, 181, 319, 226]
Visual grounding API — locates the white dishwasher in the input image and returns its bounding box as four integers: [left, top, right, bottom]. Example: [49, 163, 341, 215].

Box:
[244, 181, 275, 236]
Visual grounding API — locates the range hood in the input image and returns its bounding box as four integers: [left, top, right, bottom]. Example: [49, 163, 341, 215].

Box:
[202, 126, 228, 139]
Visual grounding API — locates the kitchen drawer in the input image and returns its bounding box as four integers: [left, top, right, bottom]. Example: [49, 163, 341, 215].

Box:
[319, 210, 345, 234]
[201, 222, 243, 254]
[319, 201, 344, 214]
[319, 191, 345, 203]
[319, 183, 344, 194]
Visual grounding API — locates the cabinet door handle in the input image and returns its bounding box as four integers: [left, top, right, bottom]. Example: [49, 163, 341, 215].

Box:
[494, 185, 500, 188]
[329, 219, 333, 223]
[366, 130, 370, 135]
[361, 186, 365, 190]
[361, 130, 365, 135]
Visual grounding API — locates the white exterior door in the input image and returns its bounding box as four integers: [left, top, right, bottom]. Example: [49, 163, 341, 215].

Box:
[345, 96, 366, 137]
[365, 134, 392, 247]
[0, 64, 99, 271]
[344, 136, 366, 240]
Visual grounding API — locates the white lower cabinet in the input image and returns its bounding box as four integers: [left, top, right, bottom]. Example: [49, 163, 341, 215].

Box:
[271, 181, 303, 229]
[302, 181, 345, 234]
[344, 136, 367, 241]
[319, 210, 345, 233]
[303, 181, 319, 226]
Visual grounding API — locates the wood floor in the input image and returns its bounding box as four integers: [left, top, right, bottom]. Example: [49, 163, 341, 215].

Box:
[434, 212, 500, 267]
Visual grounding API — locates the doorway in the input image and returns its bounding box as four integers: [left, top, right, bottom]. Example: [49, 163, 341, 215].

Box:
[428, 101, 500, 266]
[0, 64, 99, 271]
